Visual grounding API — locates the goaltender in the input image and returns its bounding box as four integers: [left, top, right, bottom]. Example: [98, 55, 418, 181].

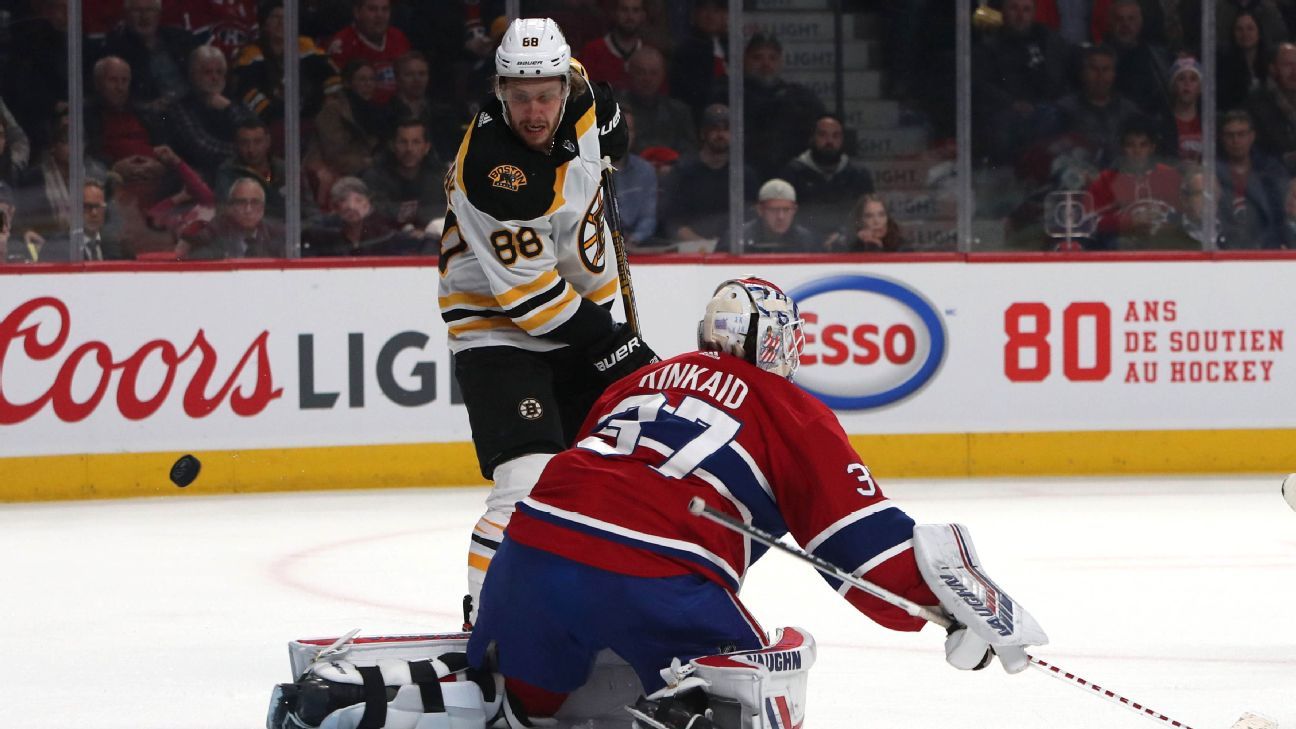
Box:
[438, 17, 659, 625]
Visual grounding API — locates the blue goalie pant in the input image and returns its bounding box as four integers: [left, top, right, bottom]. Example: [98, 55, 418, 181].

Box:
[466, 538, 766, 693]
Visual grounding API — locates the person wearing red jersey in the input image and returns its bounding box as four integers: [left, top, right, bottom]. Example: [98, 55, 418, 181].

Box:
[578, 0, 648, 90]
[325, 0, 410, 104]
[1086, 115, 1182, 249]
[464, 277, 1041, 728]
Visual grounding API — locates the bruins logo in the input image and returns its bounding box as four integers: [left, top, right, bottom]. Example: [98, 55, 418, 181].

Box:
[578, 191, 607, 273]
[488, 164, 527, 191]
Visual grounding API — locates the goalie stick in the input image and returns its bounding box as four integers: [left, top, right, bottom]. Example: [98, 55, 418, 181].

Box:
[685, 497, 1276, 729]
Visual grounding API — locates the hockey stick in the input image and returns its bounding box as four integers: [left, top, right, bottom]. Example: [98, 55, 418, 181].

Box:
[601, 167, 642, 336]
[686, 497, 1274, 729]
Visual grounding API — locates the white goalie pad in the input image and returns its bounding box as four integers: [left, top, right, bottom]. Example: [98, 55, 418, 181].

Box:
[647, 627, 816, 729]
[276, 631, 643, 729]
[913, 524, 1048, 651]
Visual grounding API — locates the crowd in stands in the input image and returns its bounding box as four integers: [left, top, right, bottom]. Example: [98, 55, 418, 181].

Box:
[5, 0, 1295, 262]
[0, 0, 909, 262]
[977, 0, 1296, 250]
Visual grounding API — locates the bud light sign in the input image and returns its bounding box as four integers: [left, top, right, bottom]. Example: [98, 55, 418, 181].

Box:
[789, 274, 946, 410]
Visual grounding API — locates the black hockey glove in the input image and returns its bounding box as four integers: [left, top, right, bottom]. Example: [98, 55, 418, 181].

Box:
[589, 323, 659, 384]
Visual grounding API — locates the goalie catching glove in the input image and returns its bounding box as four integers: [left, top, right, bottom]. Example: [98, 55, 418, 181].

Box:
[913, 523, 1049, 674]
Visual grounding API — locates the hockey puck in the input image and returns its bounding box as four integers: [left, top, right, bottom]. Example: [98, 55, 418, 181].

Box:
[1283, 473, 1296, 512]
[169, 454, 201, 488]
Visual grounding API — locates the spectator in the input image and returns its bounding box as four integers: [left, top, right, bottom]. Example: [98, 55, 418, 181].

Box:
[1218, 11, 1272, 113]
[214, 119, 288, 220]
[87, 56, 163, 165]
[108, 144, 216, 255]
[1216, 109, 1288, 248]
[16, 111, 107, 240]
[171, 45, 254, 181]
[1033, 0, 1100, 45]
[4, 0, 69, 153]
[234, 0, 342, 156]
[325, 0, 411, 104]
[80, 179, 133, 260]
[1090, 0, 1174, 48]
[302, 176, 416, 256]
[831, 193, 906, 253]
[1108, 0, 1173, 119]
[170, 0, 259, 62]
[1, 182, 28, 262]
[735, 178, 819, 253]
[360, 118, 445, 238]
[98, 0, 203, 114]
[1085, 116, 1181, 249]
[1247, 43, 1296, 174]
[454, 11, 508, 122]
[0, 99, 31, 179]
[669, 0, 728, 121]
[1057, 45, 1143, 167]
[742, 33, 827, 180]
[308, 60, 387, 187]
[30, 179, 135, 262]
[1284, 175, 1296, 246]
[972, 0, 1072, 164]
[386, 51, 466, 165]
[579, 0, 648, 90]
[611, 108, 659, 248]
[617, 46, 697, 157]
[1157, 164, 1223, 249]
[299, 0, 354, 41]
[1187, 0, 1289, 54]
[779, 114, 876, 245]
[660, 104, 757, 245]
[0, 103, 31, 185]
[1160, 57, 1203, 164]
[179, 177, 286, 259]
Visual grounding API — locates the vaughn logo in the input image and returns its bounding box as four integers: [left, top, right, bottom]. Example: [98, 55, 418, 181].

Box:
[788, 274, 946, 410]
[0, 296, 281, 424]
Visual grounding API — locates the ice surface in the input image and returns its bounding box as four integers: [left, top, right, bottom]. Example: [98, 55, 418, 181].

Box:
[1, 476, 1291, 729]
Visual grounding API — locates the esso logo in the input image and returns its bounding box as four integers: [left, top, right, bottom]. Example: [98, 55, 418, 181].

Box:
[788, 275, 946, 410]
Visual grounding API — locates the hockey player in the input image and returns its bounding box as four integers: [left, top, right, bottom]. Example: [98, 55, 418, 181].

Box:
[268, 277, 1046, 729]
[439, 17, 658, 627]
[463, 277, 1043, 727]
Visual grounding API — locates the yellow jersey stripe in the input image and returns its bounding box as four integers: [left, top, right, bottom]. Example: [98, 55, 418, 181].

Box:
[448, 318, 519, 338]
[439, 290, 498, 309]
[495, 269, 560, 307]
[546, 160, 569, 216]
[588, 277, 620, 304]
[573, 103, 596, 139]
[454, 118, 475, 191]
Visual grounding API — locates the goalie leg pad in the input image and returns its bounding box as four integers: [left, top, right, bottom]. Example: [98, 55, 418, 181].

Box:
[269, 654, 504, 729]
[637, 627, 816, 729]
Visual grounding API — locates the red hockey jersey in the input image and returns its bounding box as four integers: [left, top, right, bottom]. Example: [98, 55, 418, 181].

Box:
[509, 351, 939, 632]
[325, 25, 410, 104]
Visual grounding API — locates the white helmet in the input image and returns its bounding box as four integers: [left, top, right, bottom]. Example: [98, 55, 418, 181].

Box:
[698, 277, 805, 380]
[495, 18, 571, 78]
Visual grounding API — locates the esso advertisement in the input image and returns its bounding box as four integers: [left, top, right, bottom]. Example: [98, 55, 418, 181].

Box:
[790, 275, 946, 410]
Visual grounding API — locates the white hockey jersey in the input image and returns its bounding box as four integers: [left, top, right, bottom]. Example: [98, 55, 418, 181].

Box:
[439, 73, 627, 353]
